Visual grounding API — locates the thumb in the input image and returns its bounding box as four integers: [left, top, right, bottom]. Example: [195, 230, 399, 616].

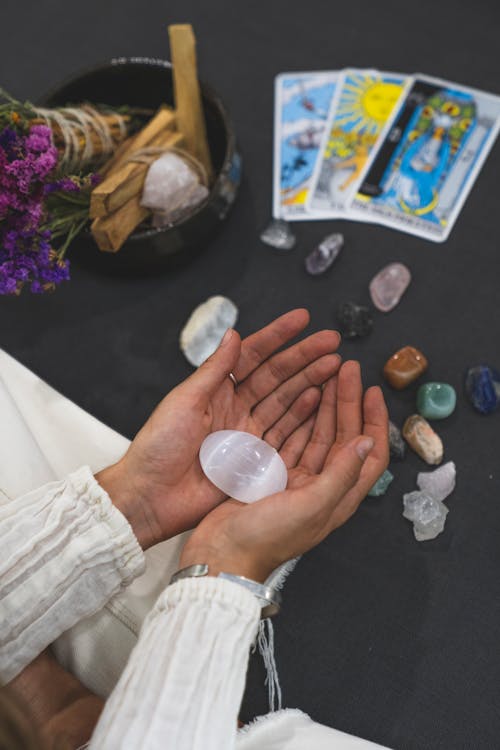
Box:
[185, 328, 241, 403]
[315, 435, 375, 505]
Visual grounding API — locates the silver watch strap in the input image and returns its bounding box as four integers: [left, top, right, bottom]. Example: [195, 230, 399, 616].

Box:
[169, 565, 281, 618]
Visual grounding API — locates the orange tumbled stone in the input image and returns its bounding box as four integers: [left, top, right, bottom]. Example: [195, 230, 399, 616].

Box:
[383, 346, 428, 390]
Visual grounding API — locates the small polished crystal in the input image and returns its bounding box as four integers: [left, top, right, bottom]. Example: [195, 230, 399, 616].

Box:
[337, 302, 373, 339]
[199, 430, 288, 503]
[403, 490, 448, 541]
[383, 346, 428, 390]
[417, 382, 457, 420]
[389, 420, 406, 460]
[180, 295, 238, 367]
[402, 414, 443, 465]
[368, 469, 394, 497]
[369, 262, 411, 312]
[260, 219, 296, 251]
[305, 233, 343, 275]
[417, 461, 456, 502]
[465, 365, 500, 415]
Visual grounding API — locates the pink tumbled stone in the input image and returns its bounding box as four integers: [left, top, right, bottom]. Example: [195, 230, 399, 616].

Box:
[369, 262, 411, 312]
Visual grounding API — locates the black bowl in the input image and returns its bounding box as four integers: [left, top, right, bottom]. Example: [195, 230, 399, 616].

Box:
[38, 57, 241, 274]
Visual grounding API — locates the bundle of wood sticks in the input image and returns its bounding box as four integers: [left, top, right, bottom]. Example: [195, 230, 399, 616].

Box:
[91, 24, 213, 253]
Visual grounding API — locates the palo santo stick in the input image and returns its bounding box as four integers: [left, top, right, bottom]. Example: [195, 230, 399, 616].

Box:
[98, 106, 176, 178]
[168, 24, 214, 183]
[90, 130, 185, 218]
[91, 196, 149, 253]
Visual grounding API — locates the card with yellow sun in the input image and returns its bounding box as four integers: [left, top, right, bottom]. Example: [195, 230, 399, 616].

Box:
[308, 69, 410, 216]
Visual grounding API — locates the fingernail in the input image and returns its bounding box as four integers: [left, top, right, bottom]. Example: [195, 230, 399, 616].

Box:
[355, 437, 374, 461]
[220, 328, 234, 347]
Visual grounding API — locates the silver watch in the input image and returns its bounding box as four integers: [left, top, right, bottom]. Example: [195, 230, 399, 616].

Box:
[170, 564, 281, 618]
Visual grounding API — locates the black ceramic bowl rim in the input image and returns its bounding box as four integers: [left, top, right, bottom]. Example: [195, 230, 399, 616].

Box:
[38, 56, 236, 242]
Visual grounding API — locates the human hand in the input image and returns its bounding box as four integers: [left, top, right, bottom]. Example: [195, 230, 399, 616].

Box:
[179, 361, 389, 582]
[97, 309, 342, 549]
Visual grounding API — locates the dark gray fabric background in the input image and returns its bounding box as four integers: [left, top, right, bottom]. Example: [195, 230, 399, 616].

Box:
[1, 1, 500, 748]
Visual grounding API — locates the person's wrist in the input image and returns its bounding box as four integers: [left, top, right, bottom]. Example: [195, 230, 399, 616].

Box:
[95, 460, 161, 551]
[178, 543, 273, 584]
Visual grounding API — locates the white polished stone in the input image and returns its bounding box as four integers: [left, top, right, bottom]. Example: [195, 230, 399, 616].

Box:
[180, 295, 238, 367]
[199, 430, 288, 503]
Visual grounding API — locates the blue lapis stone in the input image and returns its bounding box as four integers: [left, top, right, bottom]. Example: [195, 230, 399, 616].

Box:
[465, 365, 500, 415]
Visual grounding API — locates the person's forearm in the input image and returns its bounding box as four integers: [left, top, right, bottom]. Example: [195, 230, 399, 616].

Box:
[89, 577, 260, 750]
[0, 466, 145, 684]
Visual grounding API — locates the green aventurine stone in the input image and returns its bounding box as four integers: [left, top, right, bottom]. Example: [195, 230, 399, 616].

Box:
[368, 470, 394, 497]
[417, 382, 456, 420]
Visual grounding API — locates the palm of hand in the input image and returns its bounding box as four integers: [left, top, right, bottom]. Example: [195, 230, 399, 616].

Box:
[120, 311, 342, 543]
[179, 362, 389, 582]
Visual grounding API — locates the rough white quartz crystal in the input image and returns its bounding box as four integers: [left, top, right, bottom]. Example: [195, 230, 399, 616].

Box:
[403, 491, 449, 542]
[141, 152, 209, 227]
[199, 430, 288, 503]
[417, 461, 456, 502]
[403, 461, 456, 541]
[180, 295, 238, 367]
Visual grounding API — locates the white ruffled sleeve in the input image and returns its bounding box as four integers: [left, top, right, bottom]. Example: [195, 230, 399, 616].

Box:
[0, 465, 145, 684]
[89, 576, 261, 750]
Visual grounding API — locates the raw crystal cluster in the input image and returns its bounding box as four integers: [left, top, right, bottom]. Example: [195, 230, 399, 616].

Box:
[417, 461, 456, 502]
[368, 469, 394, 497]
[403, 491, 448, 541]
[402, 414, 443, 465]
[403, 461, 456, 541]
[383, 346, 428, 389]
[305, 233, 343, 275]
[180, 295, 238, 366]
[369, 262, 411, 312]
[465, 365, 500, 414]
[199, 430, 288, 503]
[417, 382, 456, 420]
[142, 152, 209, 227]
[389, 420, 406, 460]
[337, 302, 373, 339]
[260, 219, 296, 250]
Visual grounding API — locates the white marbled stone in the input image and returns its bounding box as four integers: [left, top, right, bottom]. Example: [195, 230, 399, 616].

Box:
[180, 296, 238, 367]
[199, 430, 288, 503]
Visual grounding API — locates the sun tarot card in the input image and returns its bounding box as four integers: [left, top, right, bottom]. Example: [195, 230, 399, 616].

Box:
[351, 75, 500, 242]
[273, 71, 339, 220]
[307, 69, 411, 217]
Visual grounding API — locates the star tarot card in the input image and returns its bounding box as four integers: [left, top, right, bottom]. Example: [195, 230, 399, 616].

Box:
[273, 71, 339, 220]
[351, 75, 500, 242]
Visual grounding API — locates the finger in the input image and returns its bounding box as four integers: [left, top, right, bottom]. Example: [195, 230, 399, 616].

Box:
[299, 376, 338, 474]
[251, 353, 341, 431]
[328, 360, 363, 456]
[264, 386, 321, 451]
[327, 387, 390, 521]
[233, 309, 310, 382]
[237, 329, 341, 407]
[279, 414, 316, 469]
[179, 328, 241, 406]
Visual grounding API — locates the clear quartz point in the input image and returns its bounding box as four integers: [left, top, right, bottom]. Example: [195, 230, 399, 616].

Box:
[199, 430, 288, 503]
[305, 232, 343, 275]
[260, 219, 296, 251]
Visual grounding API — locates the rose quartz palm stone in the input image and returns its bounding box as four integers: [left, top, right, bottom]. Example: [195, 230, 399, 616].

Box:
[369, 262, 411, 312]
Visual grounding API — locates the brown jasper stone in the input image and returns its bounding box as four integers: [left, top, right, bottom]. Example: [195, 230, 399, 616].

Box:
[402, 414, 443, 465]
[383, 346, 428, 390]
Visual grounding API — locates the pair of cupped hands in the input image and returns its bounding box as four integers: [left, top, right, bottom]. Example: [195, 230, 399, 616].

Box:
[98, 309, 389, 584]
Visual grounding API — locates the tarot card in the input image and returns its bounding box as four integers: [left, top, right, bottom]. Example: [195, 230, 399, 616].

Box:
[307, 69, 411, 217]
[273, 71, 339, 221]
[351, 75, 500, 242]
